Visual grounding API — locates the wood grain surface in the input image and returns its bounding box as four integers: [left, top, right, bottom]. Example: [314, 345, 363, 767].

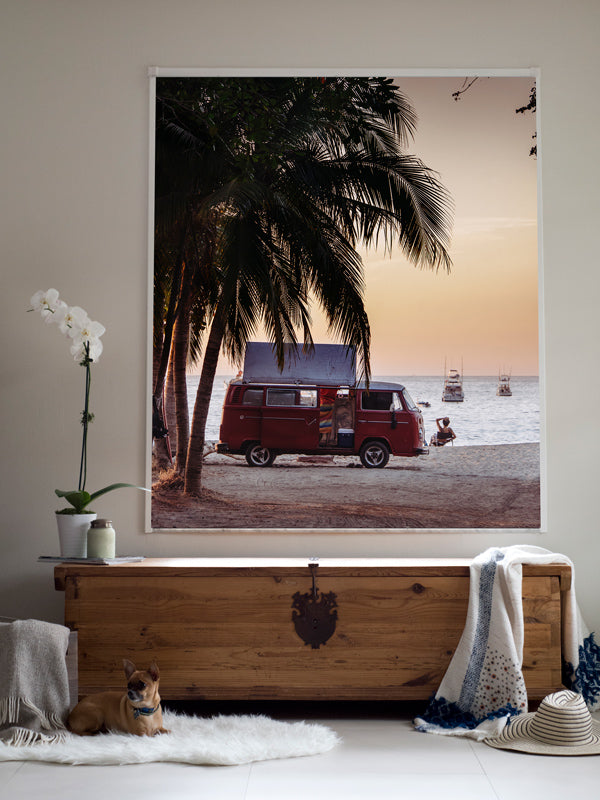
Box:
[55, 559, 567, 702]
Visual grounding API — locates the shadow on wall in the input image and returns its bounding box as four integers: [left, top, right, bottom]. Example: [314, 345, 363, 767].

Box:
[0, 570, 65, 624]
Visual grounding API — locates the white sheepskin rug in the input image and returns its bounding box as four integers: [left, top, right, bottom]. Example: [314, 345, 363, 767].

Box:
[0, 711, 341, 766]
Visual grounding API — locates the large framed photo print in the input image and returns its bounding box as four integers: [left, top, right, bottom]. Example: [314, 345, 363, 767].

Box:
[147, 69, 541, 533]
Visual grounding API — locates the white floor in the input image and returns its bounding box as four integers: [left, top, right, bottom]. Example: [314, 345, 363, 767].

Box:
[1, 705, 598, 800]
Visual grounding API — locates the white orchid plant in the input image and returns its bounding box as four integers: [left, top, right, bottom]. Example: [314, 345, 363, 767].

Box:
[29, 288, 148, 514]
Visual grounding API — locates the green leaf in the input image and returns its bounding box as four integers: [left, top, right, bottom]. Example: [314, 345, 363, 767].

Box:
[55, 484, 149, 513]
[88, 483, 150, 503]
[55, 489, 92, 514]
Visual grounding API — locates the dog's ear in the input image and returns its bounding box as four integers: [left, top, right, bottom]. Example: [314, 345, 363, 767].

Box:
[148, 662, 160, 682]
[123, 658, 137, 679]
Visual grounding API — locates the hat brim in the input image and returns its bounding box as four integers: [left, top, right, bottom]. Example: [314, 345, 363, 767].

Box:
[484, 713, 600, 756]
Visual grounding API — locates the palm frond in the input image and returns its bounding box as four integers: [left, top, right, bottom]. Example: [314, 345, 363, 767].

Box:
[155, 75, 454, 391]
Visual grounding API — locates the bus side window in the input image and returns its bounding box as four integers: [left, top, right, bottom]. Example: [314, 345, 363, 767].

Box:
[299, 389, 317, 407]
[242, 389, 263, 406]
[266, 389, 297, 406]
[362, 391, 393, 411]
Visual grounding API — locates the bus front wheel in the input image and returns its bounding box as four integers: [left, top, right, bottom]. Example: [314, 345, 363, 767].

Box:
[359, 441, 390, 468]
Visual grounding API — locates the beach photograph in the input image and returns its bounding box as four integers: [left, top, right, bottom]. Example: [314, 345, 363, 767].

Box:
[150, 75, 539, 531]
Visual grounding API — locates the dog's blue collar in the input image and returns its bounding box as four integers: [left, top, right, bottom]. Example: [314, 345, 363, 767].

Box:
[132, 704, 160, 719]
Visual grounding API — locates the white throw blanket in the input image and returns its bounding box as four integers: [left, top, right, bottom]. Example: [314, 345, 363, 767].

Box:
[414, 545, 600, 740]
[0, 619, 71, 745]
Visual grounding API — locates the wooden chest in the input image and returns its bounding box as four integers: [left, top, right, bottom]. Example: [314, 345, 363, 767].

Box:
[54, 558, 570, 703]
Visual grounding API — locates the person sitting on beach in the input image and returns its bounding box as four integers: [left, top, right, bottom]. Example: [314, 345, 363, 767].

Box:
[430, 417, 456, 447]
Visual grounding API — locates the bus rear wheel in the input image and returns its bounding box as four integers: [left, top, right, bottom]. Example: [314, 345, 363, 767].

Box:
[245, 442, 276, 467]
[359, 441, 390, 468]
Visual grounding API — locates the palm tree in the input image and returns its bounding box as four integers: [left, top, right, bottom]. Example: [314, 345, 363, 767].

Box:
[153, 84, 224, 469]
[154, 77, 454, 495]
[153, 212, 215, 472]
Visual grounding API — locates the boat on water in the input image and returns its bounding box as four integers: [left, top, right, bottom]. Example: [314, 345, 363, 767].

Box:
[497, 372, 512, 396]
[441, 367, 464, 402]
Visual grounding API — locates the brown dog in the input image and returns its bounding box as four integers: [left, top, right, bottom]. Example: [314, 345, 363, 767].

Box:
[67, 659, 169, 736]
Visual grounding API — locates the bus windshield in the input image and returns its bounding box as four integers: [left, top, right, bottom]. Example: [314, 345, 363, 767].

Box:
[402, 388, 418, 412]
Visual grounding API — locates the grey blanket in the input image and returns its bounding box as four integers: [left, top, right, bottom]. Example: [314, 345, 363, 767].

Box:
[0, 619, 71, 745]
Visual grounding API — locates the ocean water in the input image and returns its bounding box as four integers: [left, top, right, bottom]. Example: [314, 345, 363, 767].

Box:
[186, 374, 539, 447]
[187, 374, 540, 447]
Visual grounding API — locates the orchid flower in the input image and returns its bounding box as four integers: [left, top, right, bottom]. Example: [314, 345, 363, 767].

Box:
[56, 304, 88, 335]
[30, 288, 67, 323]
[69, 317, 106, 362]
[29, 288, 148, 514]
[70, 336, 104, 363]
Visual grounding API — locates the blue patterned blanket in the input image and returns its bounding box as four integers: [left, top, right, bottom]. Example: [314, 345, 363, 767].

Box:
[414, 546, 600, 740]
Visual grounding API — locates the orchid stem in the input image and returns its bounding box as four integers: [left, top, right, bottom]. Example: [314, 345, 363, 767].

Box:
[78, 342, 91, 493]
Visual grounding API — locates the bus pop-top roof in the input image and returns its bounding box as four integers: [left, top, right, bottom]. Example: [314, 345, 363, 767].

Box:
[243, 342, 356, 385]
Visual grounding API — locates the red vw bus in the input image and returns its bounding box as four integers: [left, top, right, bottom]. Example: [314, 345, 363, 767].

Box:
[217, 379, 428, 468]
[217, 342, 429, 468]
[217, 343, 428, 468]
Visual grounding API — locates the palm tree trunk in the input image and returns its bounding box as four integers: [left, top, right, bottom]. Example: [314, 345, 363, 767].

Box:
[184, 303, 226, 496]
[153, 214, 189, 400]
[152, 328, 163, 394]
[164, 346, 177, 453]
[151, 336, 172, 470]
[173, 286, 192, 471]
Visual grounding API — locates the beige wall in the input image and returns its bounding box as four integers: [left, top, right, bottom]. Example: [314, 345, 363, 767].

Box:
[2, 0, 599, 628]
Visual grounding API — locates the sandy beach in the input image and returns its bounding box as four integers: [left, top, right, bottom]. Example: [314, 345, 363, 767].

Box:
[151, 442, 540, 530]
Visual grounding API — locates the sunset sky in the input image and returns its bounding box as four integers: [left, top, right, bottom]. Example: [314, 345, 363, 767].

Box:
[212, 76, 540, 377]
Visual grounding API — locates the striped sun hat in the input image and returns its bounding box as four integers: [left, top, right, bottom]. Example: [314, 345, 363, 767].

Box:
[485, 690, 600, 755]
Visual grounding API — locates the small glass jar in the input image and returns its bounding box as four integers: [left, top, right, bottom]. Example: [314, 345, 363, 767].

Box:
[87, 518, 116, 559]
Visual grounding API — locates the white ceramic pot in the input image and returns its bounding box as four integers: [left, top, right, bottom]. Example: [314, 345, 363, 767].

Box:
[55, 512, 97, 558]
